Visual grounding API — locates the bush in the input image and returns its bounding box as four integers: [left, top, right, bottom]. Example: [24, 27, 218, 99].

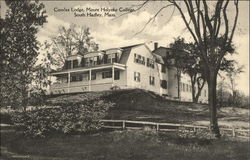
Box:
[28, 88, 47, 106]
[11, 99, 113, 138]
[0, 112, 13, 124]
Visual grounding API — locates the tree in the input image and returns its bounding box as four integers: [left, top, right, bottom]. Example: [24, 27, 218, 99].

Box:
[46, 24, 99, 69]
[168, 37, 206, 103]
[122, 0, 239, 137]
[0, 0, 47, 110]
[225, 62, 244, 107]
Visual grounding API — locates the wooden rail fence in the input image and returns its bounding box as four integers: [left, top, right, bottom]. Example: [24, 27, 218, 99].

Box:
[100, 120, 250, 139]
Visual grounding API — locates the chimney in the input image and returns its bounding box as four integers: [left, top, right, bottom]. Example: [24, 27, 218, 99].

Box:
[154, 42, 158, 50]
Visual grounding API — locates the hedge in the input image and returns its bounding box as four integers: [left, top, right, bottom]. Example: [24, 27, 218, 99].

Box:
[11, 99, 113, 138]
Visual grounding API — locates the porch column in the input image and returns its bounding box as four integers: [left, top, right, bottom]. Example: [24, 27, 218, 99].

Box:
[112, 65, 114, 87]
[68, 72, 70, 93]
[89, 69, 92, 91]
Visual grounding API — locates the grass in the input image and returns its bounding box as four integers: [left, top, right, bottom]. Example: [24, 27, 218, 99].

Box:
[46, 89, 249, 129]
[1, 130, 249, 160]
[1, 89, 249, 159]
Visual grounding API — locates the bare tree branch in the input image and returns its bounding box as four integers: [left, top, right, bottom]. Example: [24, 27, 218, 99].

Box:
[222, 0, 230, 45]
[112, 0, 150, 20]
[172, 1, 199, 44]
[228, 0, 239, 44]
[133, 4, 174, 37]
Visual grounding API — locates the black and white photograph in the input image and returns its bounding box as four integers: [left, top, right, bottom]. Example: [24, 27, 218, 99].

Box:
[0, 0, 249, 159]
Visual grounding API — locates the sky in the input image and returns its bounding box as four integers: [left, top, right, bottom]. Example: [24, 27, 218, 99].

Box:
[1, 1, 249, 95]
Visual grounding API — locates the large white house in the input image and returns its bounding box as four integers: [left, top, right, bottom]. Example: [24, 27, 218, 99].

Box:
[49, 43, 208, 103]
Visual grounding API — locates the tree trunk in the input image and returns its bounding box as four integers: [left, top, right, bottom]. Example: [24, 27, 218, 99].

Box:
[190, 76, 197, 103]
[21, 84, 28, 112]
[177, 69, 181, 99]
[207, 69, 221, 138]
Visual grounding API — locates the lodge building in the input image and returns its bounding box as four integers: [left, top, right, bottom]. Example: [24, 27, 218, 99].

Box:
[50, 43, 208, 103]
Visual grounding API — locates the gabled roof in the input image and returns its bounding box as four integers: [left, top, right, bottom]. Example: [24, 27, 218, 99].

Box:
[120, 43, 144, 50]
[152, 53, 164, 64]
[152, 47, 173, 58]
[66, 43, 147, 65]
[119, 43, 145, 64]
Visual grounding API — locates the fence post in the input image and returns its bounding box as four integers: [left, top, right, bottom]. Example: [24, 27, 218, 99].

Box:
[156, 124, 159, 131]
[232, 128, 236, 137]
[122, 120, 126, 129]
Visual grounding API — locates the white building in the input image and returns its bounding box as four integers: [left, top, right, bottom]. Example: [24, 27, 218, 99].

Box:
[50, 43, 208, 103]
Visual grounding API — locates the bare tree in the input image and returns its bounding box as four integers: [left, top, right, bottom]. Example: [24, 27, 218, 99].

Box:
[120, 0, 239, 138]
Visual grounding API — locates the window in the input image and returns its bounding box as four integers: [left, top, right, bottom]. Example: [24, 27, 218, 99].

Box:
[70, 74, 82, 82]
[186, 84, 189, 92]
[204, 89, 207, 97]
[97, 56, 102, 65]
[71, 75, 76, 82]
[161, 80, 167, 89]
[107, 54, 112, 64]
[91, 72, 96, 80]
[85, 58, 89, 67]
[147, 58, 154, 68]
[89, 57, 94, 66]
[82, 73, 89, 81]
[134, 54, 145, 65]
[182, 83, 185, 92]
[114, 70, 120, 80]
[81, 58, 85, 67]
[134, 72, 140, 82]
[112, 53, 118, 63]
[65, 61, 71, 69]
[149, 76, 155, 85]
[61, 77, 68, 83]
[103, 54, 108, 64]
[102, 71, 112, 79]
[73, 60, 78, 68]
[93, 57, 98, 65]
[161, 64, 166, 73]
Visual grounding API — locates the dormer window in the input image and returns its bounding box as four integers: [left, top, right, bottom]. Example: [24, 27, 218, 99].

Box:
[73, 60, 78, 68]
[65, 60, 71, 69]
[112, 53, 118, 63]
[107, 54, 112, 64]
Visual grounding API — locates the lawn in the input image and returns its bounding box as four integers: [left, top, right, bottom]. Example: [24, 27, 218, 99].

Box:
[1, 130, 249, 160]
[1, 89, 249, 159]
[47, 89, 250, 129]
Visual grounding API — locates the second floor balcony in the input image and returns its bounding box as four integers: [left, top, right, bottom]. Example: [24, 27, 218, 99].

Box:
[64, 52, 121, 70]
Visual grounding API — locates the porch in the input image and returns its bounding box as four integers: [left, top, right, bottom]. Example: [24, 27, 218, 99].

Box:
[50, 63, 126, 94]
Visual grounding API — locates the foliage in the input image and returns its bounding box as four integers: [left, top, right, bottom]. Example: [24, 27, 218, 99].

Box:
[0, 0, 47, 109]
[168, 0, 239, 138]
[217, 88, 249, 109]
[28, 87, 47, 106]
[0, 112, 13, 124]
[224, 62, 244, 106]
[168, 37, 206, 102]
[44, 24, 99, 69]
[11, 100, 113, 138]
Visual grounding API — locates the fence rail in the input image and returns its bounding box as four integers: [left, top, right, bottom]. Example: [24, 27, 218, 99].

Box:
[100, 120, 250, 139]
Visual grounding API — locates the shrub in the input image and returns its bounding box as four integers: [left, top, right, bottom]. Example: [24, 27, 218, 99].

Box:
[28, 88, 47, 106]
[0, 112, 13, 124]
[11, 99, 113, 138]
